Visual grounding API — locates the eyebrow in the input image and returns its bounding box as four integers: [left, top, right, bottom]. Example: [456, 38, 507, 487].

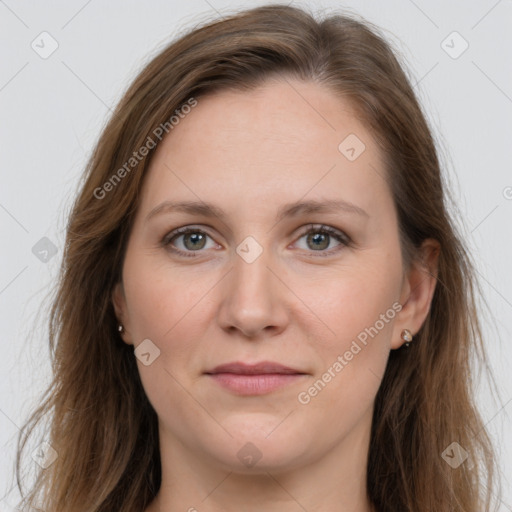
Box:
[145, 198, 368, 224]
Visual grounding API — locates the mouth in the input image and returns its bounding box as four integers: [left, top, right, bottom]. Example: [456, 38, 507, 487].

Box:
[204, 361, 308, 395]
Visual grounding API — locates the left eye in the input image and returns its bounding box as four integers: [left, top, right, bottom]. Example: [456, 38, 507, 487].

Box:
[162, 224, 350, 257]
[294, 225, 349, 254]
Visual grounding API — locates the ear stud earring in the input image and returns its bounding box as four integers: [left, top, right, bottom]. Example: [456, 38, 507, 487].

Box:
[118, 324, 124, 333]
[401, 328, 413, 347]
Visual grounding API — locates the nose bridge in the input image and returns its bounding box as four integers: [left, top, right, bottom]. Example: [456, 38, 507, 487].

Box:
[231, 239, 276, 311]
[217, 235, 288, 337]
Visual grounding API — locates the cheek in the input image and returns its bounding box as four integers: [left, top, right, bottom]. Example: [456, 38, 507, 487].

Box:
[122, 255, 217, 426]
[314, 288, 394, 384]
[309, 258, 401, 345]
[123, 249, 215, 341]
[122, 252, 224, 416]
[296, 264, 400, 420]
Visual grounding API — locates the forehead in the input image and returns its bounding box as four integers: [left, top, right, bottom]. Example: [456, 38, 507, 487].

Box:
[138, 79, 392, 221]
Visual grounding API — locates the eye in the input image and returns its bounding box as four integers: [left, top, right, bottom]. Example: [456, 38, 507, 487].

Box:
[161, 224, 351, 258]
[162, 227, 218, 257]
[293, 224, 350, 256]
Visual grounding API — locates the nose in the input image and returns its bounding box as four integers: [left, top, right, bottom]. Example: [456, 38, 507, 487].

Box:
[216, 244, 290, 339]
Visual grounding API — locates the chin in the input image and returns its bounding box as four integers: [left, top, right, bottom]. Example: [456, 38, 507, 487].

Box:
[213, 445, 309, 475]
[201, 419, 312, 473]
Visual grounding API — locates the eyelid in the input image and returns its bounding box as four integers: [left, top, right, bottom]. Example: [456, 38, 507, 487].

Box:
[295, 223, 351, 245]
[161, 223, 351, 257]
[161, 225, 220, 257]
[292, 224, 351, 257]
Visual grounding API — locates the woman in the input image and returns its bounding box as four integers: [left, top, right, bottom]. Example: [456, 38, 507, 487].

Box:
[15, 4, 502, 511]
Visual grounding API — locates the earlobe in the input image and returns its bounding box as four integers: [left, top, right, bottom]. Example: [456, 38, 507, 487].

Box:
[391, 239, 440, 349]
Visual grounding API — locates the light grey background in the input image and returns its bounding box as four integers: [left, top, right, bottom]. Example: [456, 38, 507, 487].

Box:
[1, 0, 511, 510]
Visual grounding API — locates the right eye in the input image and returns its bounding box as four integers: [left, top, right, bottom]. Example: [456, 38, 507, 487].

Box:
[162, 226, 219, 257]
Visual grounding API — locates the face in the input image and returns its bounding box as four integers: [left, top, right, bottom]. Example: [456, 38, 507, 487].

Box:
[113, 79, 425, 473]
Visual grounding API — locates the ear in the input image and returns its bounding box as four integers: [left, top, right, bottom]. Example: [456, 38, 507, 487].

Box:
[391, 238, 440, 349]
[112, 281, 133, 346]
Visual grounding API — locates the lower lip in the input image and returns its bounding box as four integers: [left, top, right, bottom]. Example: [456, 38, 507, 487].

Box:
[207, 373, 305, 395]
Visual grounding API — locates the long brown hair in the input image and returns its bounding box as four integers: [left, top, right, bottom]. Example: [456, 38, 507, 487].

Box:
[14, 4, 502, 511]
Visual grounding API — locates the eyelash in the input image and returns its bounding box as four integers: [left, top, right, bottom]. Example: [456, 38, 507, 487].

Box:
[161, 224, 351, 258]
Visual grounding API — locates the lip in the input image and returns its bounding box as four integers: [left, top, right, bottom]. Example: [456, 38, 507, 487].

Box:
[206, 361, 305, 375]
[205, 361, 308, 396]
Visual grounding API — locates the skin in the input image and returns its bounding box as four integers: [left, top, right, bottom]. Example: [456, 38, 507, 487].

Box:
[113, 78, 439, 512]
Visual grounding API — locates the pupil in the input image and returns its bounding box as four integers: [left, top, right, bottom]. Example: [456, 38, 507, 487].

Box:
[308, 232, 328, 250]
[185, 233, 205, 250]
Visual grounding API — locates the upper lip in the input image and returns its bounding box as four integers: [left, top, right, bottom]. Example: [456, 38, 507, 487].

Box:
[205, 361, 306, 375]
